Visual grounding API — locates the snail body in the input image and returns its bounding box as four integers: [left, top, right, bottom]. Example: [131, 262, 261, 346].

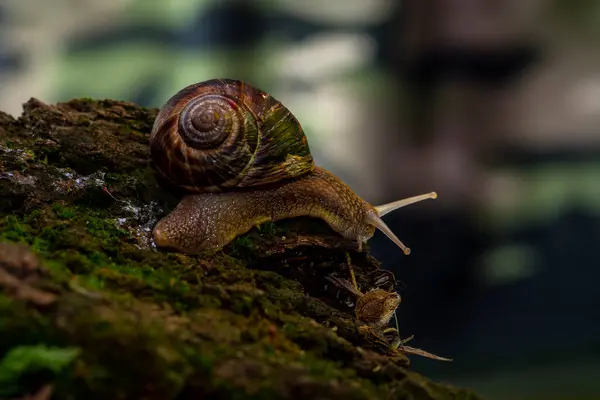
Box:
[153, 166, 377, 253]
[150, 79, 437, 254]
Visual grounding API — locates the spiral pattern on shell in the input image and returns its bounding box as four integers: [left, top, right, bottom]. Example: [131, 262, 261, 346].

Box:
[150, 78, 315, 193]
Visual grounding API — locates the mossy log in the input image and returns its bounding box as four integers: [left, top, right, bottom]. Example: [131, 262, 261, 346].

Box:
[0, 98, 482, 400]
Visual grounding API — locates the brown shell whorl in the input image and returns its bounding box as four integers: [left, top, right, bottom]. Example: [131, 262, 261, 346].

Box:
[150, 78, 315, 193]
[178, 93, 238, 149]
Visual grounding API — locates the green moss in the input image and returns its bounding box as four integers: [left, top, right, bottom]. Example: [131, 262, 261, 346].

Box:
[0, 345, 80, 397]
[0, 215, 29, 243]
[51, 203, 76, 219]
[257, 221, 277, 235]
[230, 236, 256, 257]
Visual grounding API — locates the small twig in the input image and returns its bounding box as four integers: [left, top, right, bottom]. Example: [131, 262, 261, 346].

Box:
[345, 252, 358, 292]
[401, 345, 453, 362]
[102, 186, 119, 201]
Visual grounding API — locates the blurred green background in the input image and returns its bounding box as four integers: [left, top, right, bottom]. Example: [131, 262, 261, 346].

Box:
[1, 1, 599, 399]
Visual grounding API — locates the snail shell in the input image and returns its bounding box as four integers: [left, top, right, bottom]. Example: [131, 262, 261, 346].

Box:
[150, 78, 314, 193]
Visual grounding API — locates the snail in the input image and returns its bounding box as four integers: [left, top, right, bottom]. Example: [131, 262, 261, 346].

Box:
[327, 275, 401, 330]
[149, 78, 437, 254]
[327, 275, 453, 361]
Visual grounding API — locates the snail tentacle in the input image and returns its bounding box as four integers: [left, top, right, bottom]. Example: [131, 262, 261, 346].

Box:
[374, 192, 437, 217]
[364, 213, 412, 256]
[364, 191, 439, 255]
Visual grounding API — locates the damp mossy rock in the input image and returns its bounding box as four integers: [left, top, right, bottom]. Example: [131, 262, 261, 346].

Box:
[0, 98, 482, 400]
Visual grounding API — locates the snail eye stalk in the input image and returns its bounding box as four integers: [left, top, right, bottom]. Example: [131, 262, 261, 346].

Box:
[366, 192, 438, 255]
[374, 192, 437, 217]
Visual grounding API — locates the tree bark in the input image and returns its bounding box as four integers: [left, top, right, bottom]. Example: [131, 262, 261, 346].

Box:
[0, 98, 482, 399]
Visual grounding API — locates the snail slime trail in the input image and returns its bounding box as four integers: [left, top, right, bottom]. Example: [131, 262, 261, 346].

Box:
[150, 78, 438, 254]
